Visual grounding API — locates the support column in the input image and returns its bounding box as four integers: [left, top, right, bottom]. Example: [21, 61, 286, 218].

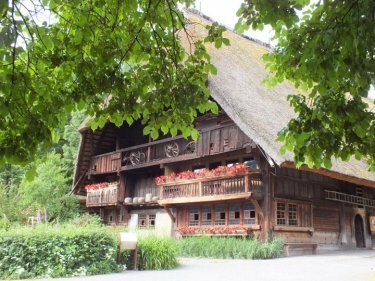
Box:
[338, 203, 348, 246]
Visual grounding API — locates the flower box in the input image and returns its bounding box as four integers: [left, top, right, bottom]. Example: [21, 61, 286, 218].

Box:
[155, 164, 250, 185]
[176, 226, 251, 236]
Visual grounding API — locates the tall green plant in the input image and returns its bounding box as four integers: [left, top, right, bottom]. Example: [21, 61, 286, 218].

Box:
[137, 236, 179, 270]
[179, 236, 283, 259]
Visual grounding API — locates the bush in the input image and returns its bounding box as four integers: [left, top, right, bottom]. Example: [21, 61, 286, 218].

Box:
[0, 216, 10, 230]
[67, 213, 103, 227]
[178, 236, 283, 259]
[0, 224, 121, 279]
[137, 236, 179, 270]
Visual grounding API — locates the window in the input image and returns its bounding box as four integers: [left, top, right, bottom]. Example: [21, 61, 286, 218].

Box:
[288, 204, 297, 226]
[243, 157, 257, 170]
[243, 203, 256, 225]
[229, 204, 241, 225]
[226, 159, 239, 167]
[187, 203, 258, 226]
[276, 203, 286, 225]
[215, 205, 226, 225]
[276, 202, 298, 226]
[138, 214, 147, 228]
[138, 214, 156, 229]
[189, 207, 200, 226]
[202, 206, 212, 226]
[148, 214, 156, 228]
[192, 165, 206, 173]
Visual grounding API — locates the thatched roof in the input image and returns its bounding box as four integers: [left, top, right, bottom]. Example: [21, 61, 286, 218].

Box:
[182, 10, 375, 188]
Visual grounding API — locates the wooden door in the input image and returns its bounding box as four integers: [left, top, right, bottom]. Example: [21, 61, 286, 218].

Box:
[354, 215, 365, 248]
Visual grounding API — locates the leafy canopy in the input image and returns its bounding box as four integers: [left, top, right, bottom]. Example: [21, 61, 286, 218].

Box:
[236, 0, 375, 171]
[0, 0, 223, 165]
[1, 0, 374, 172]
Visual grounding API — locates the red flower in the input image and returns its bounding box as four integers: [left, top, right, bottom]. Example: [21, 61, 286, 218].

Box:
[155, 163, 249, 185]
[84, 182, 110, 190]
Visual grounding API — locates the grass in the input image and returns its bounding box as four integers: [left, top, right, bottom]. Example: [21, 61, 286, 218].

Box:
[137, 236, 179, 270]
[178, 236, 283, 259]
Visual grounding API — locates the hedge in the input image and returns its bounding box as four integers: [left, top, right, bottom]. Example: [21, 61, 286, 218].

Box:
[0, 224, 121, 279]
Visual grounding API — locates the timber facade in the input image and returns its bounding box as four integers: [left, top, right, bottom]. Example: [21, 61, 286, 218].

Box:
[72, 10, 375, 255]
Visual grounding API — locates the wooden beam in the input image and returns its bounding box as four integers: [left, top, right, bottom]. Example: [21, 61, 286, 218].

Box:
[164, 206, 176, 223]
[158, 192, 252, 205]
[249, 198, 264, 220]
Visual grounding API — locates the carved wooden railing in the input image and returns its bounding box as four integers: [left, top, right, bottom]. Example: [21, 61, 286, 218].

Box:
[159, 172, 263, 201]
[89, 136, 196, 174]
[86, 184, 119, 207]
[121, 136, 195, 168]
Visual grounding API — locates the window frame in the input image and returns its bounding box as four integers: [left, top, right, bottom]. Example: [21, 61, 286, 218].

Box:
[138, 213, 156, 229]
[275, 200, 300, 227]
[187, 203, 258, 227]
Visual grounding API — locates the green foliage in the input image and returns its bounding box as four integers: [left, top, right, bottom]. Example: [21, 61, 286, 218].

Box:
[0, 224, 121, 279]
[67, 213, 104, 228]
[17, 152, 79, 222]
[236, 0, 375, 171]
[0, 216, 11, 231]
[0, 1, 225, 166]
[61, 111, 86, 181]
[0, 184, 19, 222]
[179, 236, 283, 259]
[0, 110, 83, 223]
[137, 236, 179, 270]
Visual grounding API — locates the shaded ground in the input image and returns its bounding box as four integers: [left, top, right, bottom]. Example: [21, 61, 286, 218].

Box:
[39, 250, 375, 281]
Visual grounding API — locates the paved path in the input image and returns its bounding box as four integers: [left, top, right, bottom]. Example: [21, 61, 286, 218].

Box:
[40, 250, 375, 281]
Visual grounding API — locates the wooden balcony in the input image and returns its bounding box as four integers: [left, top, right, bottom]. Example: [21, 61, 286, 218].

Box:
[158, 172, 263, 205]
[86, 184, 120, 207]
[88, 123, 252, 174]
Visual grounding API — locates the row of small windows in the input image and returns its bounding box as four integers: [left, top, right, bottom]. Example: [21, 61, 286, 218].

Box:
[189, 203, 256, 226]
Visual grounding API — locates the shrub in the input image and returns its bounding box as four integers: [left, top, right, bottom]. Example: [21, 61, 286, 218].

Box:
[67, 213, 103, 227]
[137, 236, 179, 270]
[0, 217, 10, 231]
[0, 224, 121, 279]
[178, 236, 283, 259]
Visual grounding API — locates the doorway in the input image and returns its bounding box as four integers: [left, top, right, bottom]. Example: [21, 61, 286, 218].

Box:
[354, 215, 365, 248]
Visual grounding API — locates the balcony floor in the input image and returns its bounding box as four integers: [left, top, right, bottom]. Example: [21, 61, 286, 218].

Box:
[157, 192, 252, 205]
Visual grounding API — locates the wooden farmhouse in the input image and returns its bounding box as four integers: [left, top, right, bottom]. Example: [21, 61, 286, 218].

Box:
[72, 11, 375, 255]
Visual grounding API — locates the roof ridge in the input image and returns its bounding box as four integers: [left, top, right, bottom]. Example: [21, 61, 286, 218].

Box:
[183, 8, 272, 50]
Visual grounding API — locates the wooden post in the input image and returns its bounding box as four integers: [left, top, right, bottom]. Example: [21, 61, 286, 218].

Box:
[245, 174, 249, 192]
[199, 181, 203, 197]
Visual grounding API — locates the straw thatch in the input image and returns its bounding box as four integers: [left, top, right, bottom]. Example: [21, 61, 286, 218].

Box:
[182, 10, 375, 187]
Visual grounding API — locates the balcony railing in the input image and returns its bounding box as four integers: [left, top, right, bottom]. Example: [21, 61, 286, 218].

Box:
[158, 172, 263, 204]
[86, 184, 119, 207]
[89, 136, 196, 174]
[88, 124, 252, 174]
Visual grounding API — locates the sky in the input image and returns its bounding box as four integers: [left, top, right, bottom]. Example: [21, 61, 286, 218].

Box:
[196, 0, 375, 100]
[198, 0, 274, 44]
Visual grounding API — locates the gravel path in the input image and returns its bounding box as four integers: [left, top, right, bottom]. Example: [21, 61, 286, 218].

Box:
[37, 250, 375, 281]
